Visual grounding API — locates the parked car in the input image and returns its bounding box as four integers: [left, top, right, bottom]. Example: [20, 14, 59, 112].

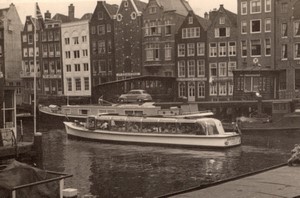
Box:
[118, 89, 152, 103]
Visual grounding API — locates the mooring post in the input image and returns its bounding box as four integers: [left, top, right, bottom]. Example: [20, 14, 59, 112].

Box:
[33, 132, 43, 169]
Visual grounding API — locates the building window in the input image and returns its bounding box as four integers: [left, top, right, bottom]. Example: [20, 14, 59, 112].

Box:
[27, 24, 33, 32]
[294, 21, 300, 37]
[215, 27, 230, 37]
[84, 63, 89, 71]
[265, 18, 271, 32]
[73, 50, 80, 58]
[73, 37, 79, 44]
[28, 34, 33, 44]
[282, 44, 288, 60]
[294, 43, 300, 59]
[22, 34, 27, 42]
[188, 60, 195, 77]
[91, 26, 96, 34]
[265, 0, 271, 12]
[281, 23, 288, 37]
[209, 43, 217, 57]
[107, 40, 112, 53]
[165, 43, 171, 60]
[281, 3, 288, 13]
[54, 31, 60, 41]
[75, 78, 81, 91]
[107, 24, 111, 32]
[98, 11, 103, 20]
[97, 25, 105, 35]
[165, 20, 172, 35]
[219, 62, 227, 77]
[23, 48, 28, 57]
[250, 0, 261, 13]
[197, 60, 205, 77]
[241, 40, 247, 57]
[210, 82, 217, 96]
[265, 38, 271, 56]
[197, 42, 205, 56]
[178, 44, 185, 57]
[241, 1, 247, 15]
[228, 81, 233, 95]
[187, 43, 195, 56]
[124, 1, 128, 7]
[65, 51, 71, 59]
[84, 77, 89, 91]
[67, 78, 72, 91]
[74, 64, 80, 72]
[228, 62, 236, 77]
[241, 21, 247, 34]
[65, 38, 70, 45]
[251, 20, 261, 33]
[210, 63, 217, 77]
[98, 41, 106, 54]
[82, 49, 88, 57]
[219, 17, 225, 24]
[92, 42, 97, 55]
[48, 32, 53, 41]
[251, 39, 261, 56]
[48, 44, 54, 57]
[182, 27, 200, 38]
[228, 42, 236, 56]
[178, 82, 186, 97]
[178, 61, 185, 77]
[149, 6, 157, 14]
[219, 82, 227, 95]
[197, 82, 205, 98]
[82, 36, 87, 43]
[145, 43, 160, 61]
[66, 64, 71, 72]
[219, 42, 227, 57]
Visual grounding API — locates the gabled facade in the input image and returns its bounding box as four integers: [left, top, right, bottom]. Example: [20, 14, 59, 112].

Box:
[207, 5, 238, 101]
[114, 0, 147, 80]
[142, 0, 192, 77]
[235, 0, 277, 100]
[0, 4, 23, 105]
[275, 0, 300, 99]
[175, 11, 210, 102]
[20, 16, 43, 104]
[90, 1, 118, 87]
[61, 20, 91, 98]
[40, 11, 63, 97]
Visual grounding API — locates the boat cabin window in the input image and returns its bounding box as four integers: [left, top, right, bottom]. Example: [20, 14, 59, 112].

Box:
[203, 120, 219, 135]
[86, 117, 96, 130]
[63, 109, 71, 114]
[127, 121, 141, 132]
[80, 109, 89, 115]
[125, 110, 144, 116]
[178, 122, 205, 135]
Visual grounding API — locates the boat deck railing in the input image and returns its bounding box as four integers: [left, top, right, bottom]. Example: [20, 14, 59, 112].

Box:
[5, 170, 72, 198]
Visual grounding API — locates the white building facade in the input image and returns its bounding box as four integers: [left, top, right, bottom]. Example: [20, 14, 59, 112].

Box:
[61, 20, 91, 97]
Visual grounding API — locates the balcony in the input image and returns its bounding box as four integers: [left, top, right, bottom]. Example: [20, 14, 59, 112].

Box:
[20, 71, 41, 78]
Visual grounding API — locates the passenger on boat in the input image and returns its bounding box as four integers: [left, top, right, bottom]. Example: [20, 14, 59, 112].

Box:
[101, 122, 109, 130]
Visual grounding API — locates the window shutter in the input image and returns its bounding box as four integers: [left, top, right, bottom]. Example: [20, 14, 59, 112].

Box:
[215, 28, 219, 38]
[226, 27, 230, 37]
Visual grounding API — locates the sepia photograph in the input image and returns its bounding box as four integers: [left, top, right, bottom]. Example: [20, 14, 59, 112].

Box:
[0, 0, 300, 197]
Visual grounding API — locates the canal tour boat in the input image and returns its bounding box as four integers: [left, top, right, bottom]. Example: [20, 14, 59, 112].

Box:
[63, 115, 241, 148]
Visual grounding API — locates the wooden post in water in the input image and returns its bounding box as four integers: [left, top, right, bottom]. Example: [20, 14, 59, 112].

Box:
[33, 132, 43, 169]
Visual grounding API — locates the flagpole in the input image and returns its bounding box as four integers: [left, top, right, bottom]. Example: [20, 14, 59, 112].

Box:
[33, 2, 37, 135]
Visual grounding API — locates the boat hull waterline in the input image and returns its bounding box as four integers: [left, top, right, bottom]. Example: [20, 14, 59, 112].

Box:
[64, 122, 241, 148]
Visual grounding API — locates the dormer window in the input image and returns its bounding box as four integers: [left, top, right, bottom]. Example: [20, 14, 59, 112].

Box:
[188, 17, 193, 24]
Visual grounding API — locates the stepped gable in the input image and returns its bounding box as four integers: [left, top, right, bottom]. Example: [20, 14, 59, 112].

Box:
[156, 0, 192, 16]
[209, 4, 237, 27]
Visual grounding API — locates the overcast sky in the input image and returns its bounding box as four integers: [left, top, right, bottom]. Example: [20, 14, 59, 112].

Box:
[0, 0, 237, 24]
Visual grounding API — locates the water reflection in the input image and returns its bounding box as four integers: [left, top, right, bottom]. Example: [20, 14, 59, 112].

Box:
[20, 120, 296, 197]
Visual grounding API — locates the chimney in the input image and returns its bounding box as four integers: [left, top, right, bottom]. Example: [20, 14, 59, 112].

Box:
[204, 12, 209, 20]
[68, 4, 75, 20]
[220, 4, 224, 8]
[44, 10, 51, 19]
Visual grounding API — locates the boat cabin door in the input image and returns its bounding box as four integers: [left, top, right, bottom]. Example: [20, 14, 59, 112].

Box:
[188, 82, 195, 102]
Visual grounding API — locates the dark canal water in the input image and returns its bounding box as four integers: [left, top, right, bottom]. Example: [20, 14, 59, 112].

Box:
[19, 119, 298, 198]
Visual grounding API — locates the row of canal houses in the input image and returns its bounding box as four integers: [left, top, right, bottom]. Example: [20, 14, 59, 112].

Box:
[2, 0, 300, 110]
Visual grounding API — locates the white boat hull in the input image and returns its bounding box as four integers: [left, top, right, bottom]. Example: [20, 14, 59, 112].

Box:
[64, 122, 241, 148]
